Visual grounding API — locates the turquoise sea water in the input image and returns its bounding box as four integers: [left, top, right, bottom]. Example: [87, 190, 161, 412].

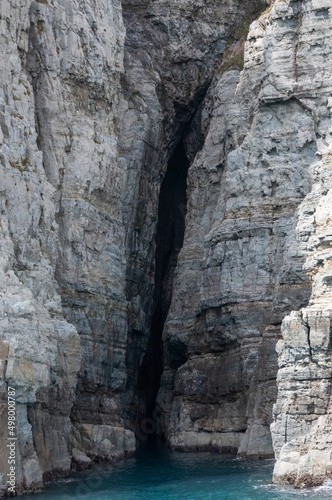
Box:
[24, 442, 332, 500]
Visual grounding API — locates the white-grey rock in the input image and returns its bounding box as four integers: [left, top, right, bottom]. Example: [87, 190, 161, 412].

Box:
[158, 0, 316, 459]
[0, 0, 122, 495]
[271, 150, 332, 487]
[2, 0, 332, 494]
[71, 448, 92, 471]
[74, 424, 136, 462]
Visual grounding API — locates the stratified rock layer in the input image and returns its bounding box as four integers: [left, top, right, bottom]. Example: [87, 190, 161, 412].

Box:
[0, 0, 84, 494]
[271, 1, 332, 477]
[158, 0, 330, 460]
[119, 0, 273, 429]
[1, 0, 332, 495]
[0, 0, 133, 496]
[267, 0, 332, 487]
[0, 0, 271, 495]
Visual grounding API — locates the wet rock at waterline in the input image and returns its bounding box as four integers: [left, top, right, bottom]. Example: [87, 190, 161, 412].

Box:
[1, 0, 332, 495]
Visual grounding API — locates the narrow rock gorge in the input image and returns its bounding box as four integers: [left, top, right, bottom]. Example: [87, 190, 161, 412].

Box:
[1, 0, 332, 496]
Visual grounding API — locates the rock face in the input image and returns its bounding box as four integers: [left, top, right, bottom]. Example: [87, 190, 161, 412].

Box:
[157, 0, 317, 457]
[71, 448, 92, 471]
[159, 0, 332, 479]
[1, 0, 332, 495]
[271, 1, 332, 479]
[119, 0, 273, 431]
[0, 0, 84, 494]
[0, 0, 132, 495]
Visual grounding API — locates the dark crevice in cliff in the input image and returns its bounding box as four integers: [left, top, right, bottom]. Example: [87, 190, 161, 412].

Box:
[136, 140, 190, 421]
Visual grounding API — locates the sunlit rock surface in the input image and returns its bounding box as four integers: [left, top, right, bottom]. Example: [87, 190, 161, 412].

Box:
[1, 0, 332, 495]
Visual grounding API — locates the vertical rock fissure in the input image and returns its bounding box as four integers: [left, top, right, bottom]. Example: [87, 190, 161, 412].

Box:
[137, 139, 190, 423]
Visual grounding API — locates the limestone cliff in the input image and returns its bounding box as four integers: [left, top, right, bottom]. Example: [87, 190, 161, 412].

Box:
[271, 1, 332, 485]
[1, 0, 332, 496]
[0, 0, 133, 495]
[157, 0, 314, 458]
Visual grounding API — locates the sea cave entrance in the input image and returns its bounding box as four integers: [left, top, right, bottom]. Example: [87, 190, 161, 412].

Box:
[136, 139, 190, 430]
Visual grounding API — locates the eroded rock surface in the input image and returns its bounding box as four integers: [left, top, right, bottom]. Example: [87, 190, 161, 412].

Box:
[0, 0, 272, 495]
[119, 0, 273, 430]
[272, 141, 332, 483]
[158, 0, 317, 458]
[268, 0, 332, 487]
[0, 0, 130, 495]
[1, 0, 332, 495]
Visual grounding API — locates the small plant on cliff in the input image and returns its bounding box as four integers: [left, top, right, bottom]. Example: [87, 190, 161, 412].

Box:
[216, 44, 245, 75]
[233, 0, 272, 42]
[216, 0, 271, 76]
[9, 158, 30, 173]
[37, 20, 45, 35]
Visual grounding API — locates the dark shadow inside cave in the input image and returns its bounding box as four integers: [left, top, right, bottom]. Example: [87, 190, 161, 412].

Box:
[137, 139, 190, 423]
